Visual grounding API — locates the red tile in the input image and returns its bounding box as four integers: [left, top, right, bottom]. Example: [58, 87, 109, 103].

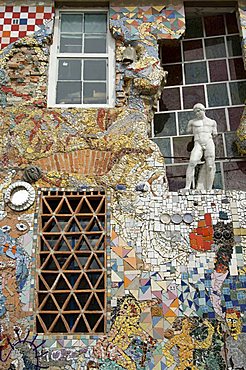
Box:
[27, 25, 35, 31]
[204, 213, 212, 226]
[5, 6, 14, 12]
[198, 220, 206, 227]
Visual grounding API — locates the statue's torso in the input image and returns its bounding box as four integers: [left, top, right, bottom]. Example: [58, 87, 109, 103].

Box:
[190, 118, 215, 147]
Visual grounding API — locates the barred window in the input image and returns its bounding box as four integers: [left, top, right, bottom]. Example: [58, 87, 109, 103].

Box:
[36, 190, 107, 334]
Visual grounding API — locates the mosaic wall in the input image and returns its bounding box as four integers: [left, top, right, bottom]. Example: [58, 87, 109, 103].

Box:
[0, 1, 245, 370]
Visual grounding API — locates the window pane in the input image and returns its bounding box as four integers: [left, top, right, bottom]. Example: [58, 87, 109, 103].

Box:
[83, 82, 106, 104]
[84, 14, 107, 33]
[185, 62, 208, 84]
[223, 161, 246, 191]
[206, 108, 227, 132]
[205, 37, 226, 59]
[224, 132, 238, 157]
[229, 58, 246, 80]
[84, 60, 106, 81]
[183, 85, 205, 109]
[153, 113, 176, 136]
[226, 13, 239, 34]
[184, 17, 203, 39]
[207, 83, 229, 107]
[164, 64, 183, 86]
[173, 136, 193, 163]
[209, 60, 228, 82]
[166, 165, 186, 191]
[228, 106, 244, 131]
[183, 40, 204, 61]
[214, 134, 225, 158]
[230, 81, 246, 105]
[60, 34, 82, 53]
[56, 81, 82, 104]
[58, 60, 81, 80]
[227, 35, 242, 57]
[161, 40, 181, 63]
[159, 87, 181, 111]
[152, 138, 172, 164]
[178, 111, 195, 135]
[61, 14, 83, 33]
[84, 35, 107, 53]
[204, 15, 225, 36]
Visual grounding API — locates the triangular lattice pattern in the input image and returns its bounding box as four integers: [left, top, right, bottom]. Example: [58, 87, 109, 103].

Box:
[36, 190, 106, 334]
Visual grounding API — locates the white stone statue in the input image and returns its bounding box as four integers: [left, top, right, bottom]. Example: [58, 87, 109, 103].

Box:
[184, 103, 217, 191]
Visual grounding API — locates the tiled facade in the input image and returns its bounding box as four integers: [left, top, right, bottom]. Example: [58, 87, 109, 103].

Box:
[0, 1, 245, 370]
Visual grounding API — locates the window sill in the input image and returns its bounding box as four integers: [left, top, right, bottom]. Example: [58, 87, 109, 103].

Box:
[47, 103, 114, 109]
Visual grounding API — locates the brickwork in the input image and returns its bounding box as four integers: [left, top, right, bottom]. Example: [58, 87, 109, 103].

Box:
[35, 149, 113, 175]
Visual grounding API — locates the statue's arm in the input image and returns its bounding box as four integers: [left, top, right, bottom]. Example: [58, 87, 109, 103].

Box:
[187, 120, 193, 134]
[212, 120, 218, 136]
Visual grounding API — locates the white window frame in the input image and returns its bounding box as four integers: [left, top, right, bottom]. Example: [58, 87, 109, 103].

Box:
[48, 8, 115, 108]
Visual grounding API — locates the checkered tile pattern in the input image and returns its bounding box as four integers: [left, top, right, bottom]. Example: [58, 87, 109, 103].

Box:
[0, 5, 54, 50]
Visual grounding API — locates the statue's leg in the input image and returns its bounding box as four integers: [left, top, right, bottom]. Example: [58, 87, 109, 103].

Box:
[204, 141, 216, 190]
[205, 156, 216, 190]
[185, 144, 202, 189]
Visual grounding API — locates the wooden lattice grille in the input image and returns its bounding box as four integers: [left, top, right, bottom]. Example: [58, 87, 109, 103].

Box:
[36, 190, 107, 334]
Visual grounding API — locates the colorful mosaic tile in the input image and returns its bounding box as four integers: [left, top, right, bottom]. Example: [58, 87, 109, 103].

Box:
[110, 3, 185, 42]
[0, 4, 54, 50]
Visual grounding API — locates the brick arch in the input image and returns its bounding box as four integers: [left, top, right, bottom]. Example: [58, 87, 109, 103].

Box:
[35, 149, 113, 176]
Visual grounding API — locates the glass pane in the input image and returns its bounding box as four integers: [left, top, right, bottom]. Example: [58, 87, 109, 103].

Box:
[161, 40, 181, 64]
[214, 134, 225, 158]
[227, 35, 242, 57]
[173, 136, 193, 163]
[228, 106, 244, 131]
[61, 14, 83, 33]
[84, 14, 107, 33]
[151, 138, 172, 164]
[58, 60, 81, 80]
[209, 60, 228, 82]
[183, 40, 204, 61]
[83, 82, 106, 104]
[166, 165, 186, 191]
[178, 111, 195, 135]
[84, 35, 106, 53]
[159, 87, 181, 111]
[164, 64, 182, 86]
[185, 62, 208, 84]
[204, 15, 225, 36]
[205, 37, 226, 59]
[60, 34, 82, 53]
[84, 60, 106, 81]
[184, 17, 203, 39]
[206, 108, 227, 132]
[229, 58, 246, 80]
[224, 132, 238, 157]
[223, 161, 246, 191]
[207, 83, 229, 107]
[230, 81, 246, 105]
[213, 163, 223, 190]
[183, 85, 205, 109]
[56, 81, 81, 104]
[226, 13, 239, 34]
[153, 113, 176, 136]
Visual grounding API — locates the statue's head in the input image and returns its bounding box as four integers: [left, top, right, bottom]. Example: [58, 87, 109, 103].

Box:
[193, 103, 206, 119]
